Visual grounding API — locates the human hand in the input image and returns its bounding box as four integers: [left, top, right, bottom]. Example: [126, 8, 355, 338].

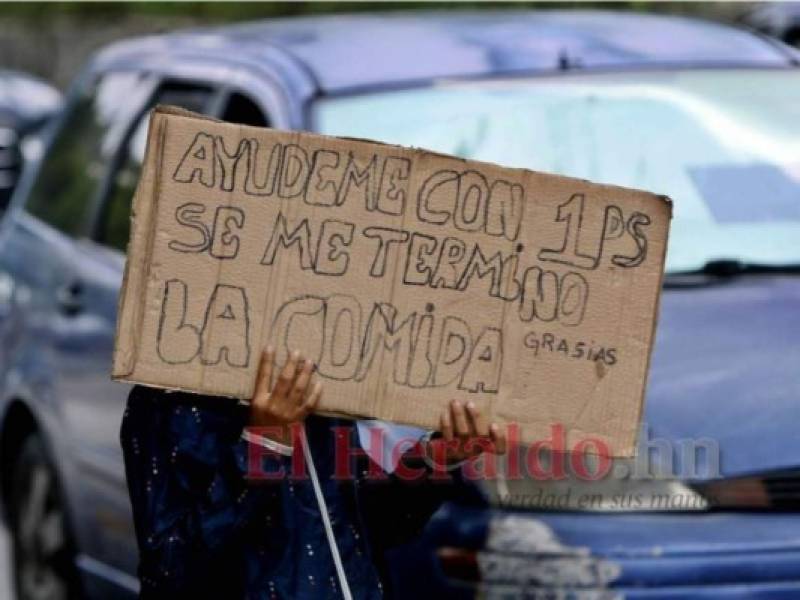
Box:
[249, 347, 322, 445]
[428, 400, 507, 465]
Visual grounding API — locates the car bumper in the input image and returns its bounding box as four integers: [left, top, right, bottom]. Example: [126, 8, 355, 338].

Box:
[388, 504, 800, 599]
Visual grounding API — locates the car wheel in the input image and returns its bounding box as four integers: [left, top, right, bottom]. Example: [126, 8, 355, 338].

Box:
[10, 435, 79, 600]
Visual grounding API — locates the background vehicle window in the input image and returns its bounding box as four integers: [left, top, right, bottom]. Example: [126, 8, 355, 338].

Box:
[221, 92, 270, 128]
[25, 72, 153, 237]
[97, 88, 269, 252]
[97, 83, 215, 251]
[315, 71, 800, 274]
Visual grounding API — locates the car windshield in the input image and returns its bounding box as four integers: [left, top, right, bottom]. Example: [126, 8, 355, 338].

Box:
[314, 69, 800, 274]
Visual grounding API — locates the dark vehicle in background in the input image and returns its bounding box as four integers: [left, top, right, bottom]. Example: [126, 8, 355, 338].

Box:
[0, 70, 61, 214]
[0, 10, 799, 599]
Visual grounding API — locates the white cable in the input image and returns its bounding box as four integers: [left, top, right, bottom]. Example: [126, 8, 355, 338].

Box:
[301, 425, 353, 600]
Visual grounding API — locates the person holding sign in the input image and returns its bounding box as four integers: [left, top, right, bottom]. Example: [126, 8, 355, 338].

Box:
[121, 346, 507, 599]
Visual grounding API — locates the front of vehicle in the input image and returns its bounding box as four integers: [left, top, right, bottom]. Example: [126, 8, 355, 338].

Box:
[312, 67, 800, 597]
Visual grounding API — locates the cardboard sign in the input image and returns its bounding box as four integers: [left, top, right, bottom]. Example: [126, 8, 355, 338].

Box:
[113, 106, 671, 456]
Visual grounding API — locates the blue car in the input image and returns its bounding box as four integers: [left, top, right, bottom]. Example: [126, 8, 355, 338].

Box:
[0, 10, 799, 599]
[0, 70, 61, 215]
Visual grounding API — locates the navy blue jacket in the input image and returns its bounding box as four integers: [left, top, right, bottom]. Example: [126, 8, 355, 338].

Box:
[121, 386, 483, 599]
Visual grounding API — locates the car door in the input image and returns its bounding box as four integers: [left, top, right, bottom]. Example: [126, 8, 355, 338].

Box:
[58, 79, 224, 577]
[0, 53, 284, 590]
[78, 79, 278, 580]
[0, 69, 160, 585]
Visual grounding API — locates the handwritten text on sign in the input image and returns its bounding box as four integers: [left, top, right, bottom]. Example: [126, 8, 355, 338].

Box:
[113, 108, 671, 455]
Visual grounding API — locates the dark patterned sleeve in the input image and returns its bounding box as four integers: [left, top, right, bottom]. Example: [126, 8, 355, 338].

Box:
[120, 385, 287, 597]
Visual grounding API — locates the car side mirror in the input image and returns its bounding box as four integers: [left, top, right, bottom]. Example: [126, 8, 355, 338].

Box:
[0, 127, 21, 216]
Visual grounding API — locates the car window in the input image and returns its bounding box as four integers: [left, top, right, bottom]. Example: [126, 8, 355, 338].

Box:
[25, 72, 154, 237]
[97, 83, 216, 252]
[220, 92, 270, 128]
[97, 88, 269, 252]
[315, 70, 800, 273]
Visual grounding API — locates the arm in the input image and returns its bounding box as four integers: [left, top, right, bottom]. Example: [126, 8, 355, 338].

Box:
[361, 401, 507, 553]
[357, 403, 510, 591]
[121, 386, 275, 595]
[120, 348, 321, 596]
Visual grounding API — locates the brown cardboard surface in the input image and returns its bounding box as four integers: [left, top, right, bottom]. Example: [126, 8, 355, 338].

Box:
[113, 106, 672, 456]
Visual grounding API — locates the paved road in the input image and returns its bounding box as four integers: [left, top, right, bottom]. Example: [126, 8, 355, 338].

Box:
[0, 525, 12, 600]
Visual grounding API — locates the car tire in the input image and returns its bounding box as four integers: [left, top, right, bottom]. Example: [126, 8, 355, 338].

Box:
[9, 435, 80, 600]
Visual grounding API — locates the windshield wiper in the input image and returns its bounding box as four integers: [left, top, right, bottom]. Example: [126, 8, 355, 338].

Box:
[664, 259, 800, 288]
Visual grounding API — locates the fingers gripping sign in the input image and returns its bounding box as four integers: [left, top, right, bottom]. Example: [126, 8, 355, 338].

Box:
[249, 347, 322, 445]
[428, 400, 508, 466]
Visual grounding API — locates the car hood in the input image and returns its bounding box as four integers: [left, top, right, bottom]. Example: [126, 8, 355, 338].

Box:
[642, 274, 800, 480]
